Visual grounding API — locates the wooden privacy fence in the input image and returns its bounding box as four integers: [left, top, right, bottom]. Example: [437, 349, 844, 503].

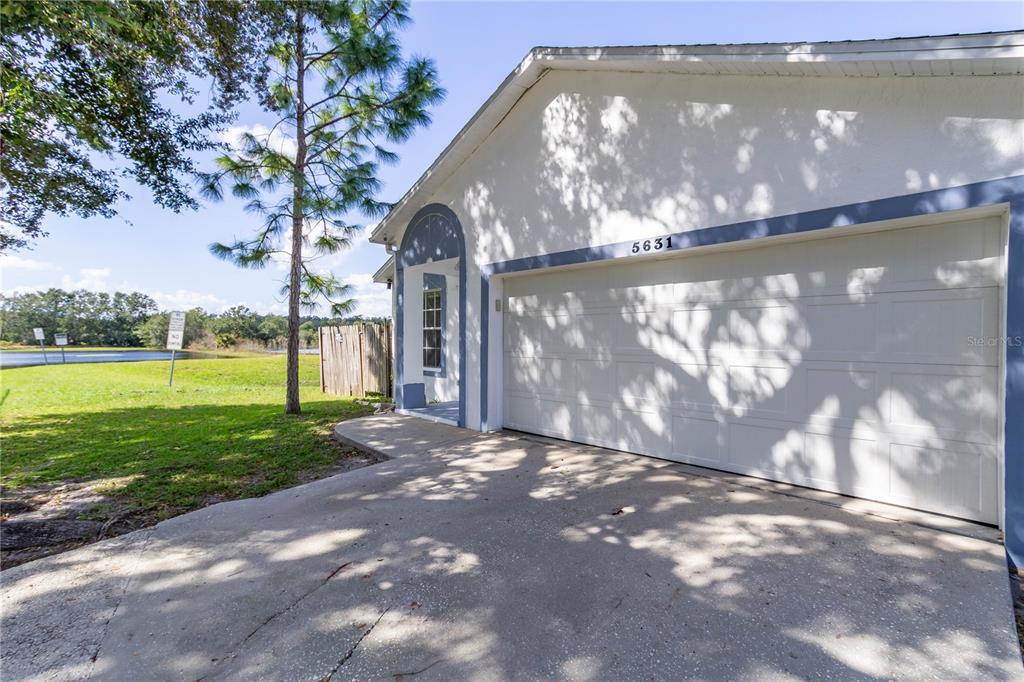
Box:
[319, 322, 393, 398]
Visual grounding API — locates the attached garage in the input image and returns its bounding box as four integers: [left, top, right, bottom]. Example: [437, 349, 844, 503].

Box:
[370, 33, 1024, 564]
[502, 213, 1005, 523]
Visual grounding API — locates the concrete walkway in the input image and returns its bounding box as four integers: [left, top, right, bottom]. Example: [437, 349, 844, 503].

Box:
[2, 414, 1021, 680]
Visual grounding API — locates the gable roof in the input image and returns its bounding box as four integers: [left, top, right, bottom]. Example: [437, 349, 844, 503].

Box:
[369, 31, 1024, 246]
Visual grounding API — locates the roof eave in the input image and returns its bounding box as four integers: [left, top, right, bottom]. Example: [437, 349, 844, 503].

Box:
[369, 51, 546, 245]
[371, 254, 395, 284]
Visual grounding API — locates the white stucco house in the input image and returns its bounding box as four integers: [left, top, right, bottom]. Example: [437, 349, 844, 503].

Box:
[369, 32, 1024, 565]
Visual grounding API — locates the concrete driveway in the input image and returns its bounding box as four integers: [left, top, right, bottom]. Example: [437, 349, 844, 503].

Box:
[2, 415, 1021, 681]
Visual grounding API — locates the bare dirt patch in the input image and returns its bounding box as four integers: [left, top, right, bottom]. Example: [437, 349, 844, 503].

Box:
[0, 440, 385, 570]
[0, 479, 127, 569]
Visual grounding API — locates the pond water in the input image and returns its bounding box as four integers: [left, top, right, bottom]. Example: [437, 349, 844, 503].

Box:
[0, 350, 218, 368]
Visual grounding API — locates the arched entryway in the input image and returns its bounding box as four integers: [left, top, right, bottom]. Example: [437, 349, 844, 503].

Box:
[395, 204, 466, 426]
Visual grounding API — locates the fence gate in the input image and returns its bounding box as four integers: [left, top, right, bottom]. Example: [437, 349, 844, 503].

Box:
[319, 322, 393, 398]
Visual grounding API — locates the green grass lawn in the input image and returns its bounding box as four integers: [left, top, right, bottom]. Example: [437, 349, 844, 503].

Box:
[1, 355, 371, 523]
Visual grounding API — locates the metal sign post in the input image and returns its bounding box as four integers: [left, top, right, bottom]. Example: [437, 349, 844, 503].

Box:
[33, 327, 48, 364]
[166, 311, 185, 386]
[54, 333, 68, 363]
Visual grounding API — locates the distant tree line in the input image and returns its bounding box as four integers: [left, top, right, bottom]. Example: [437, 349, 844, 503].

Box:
[0, 289, 385, 349]
[0, 289, 157, 346]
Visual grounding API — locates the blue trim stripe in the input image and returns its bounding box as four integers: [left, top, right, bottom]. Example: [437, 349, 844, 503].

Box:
[480, 175, 1024, 566]
[1005, 194, 1024, 569]
[481, 277, 489, 432]
[483, 176, 1023, 277]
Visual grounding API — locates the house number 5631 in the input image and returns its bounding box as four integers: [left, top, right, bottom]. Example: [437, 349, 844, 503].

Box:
[631, 236, 673, 254]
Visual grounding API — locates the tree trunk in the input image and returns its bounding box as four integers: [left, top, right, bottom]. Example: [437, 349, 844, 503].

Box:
[285, 8, 307, 415]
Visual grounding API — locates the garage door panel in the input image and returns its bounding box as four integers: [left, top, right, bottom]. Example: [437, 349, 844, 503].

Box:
[505, 355, 569, 397]
[506, 395, 572, 439]
[671, 415, 722, 464]
[890, 217, 1003, 285]
[805, 366, 880, 425]
[617, 360, 674, 408]
[610, 308, 649, 352]
[505, 312, 573, 356]
[616, 308, 677, 355]
[889, 289, 997, 363]
[575, 311, 614, 354]
[572, 403, 617, 449]
[726, 422, 802, 479]
[805, 231, 888, 292]
[888, 440, 997, 521]
[888, 366, 998, 443]
[575, 358, 615, 402]
[615, 406, 670, 457]
[805, 300, 881, 355]
[728, 363, 796, 419]
[503, 315, 530, 355]
[727, 303, 806, 355]
[670, 306, 717, 357]
[502, 215, 1002, 523]
[803, 429, 885, 497]
[504, 394, 537, 432]
[672, 361, 724, 412]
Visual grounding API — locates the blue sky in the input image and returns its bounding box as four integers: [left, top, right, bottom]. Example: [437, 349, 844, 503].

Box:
[3, 1, 1021, 318]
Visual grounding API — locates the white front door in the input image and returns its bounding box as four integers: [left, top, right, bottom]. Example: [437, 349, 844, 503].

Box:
[502, 213, 1004, 523]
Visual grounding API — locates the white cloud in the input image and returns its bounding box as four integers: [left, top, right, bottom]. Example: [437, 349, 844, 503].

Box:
[313, 227, 376, 271]
[148, 289, 228, 312]
[251, 270, 390, 318]
[269, 250, 291, 273]
[343, 272, 392, 318]
[235, 271, 390, 318]
[241, 299, 289, 315]
[220, 124, 297, 160]
[268, 223, 380, 274]
[3, 285, 46, 296]
[62, 267, 112, 290]
[0, 255, 60, 272]
[1, 255, 392, 318]
[21, 264, 233, 313]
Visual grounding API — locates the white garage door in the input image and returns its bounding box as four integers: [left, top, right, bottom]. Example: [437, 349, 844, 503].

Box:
[503, 214, 1004, 523]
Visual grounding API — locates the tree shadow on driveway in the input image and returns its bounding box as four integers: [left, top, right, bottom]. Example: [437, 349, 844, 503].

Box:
[2, 415, 1021, 680]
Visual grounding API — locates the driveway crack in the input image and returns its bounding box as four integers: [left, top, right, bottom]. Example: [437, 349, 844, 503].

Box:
[393, 658, 442, 679]
[322, 606, 390, 681]
[196, 560, 353, 681]
[86, 528, 155, 679]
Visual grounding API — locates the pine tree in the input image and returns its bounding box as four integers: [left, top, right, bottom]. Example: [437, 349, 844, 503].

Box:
[201, 0, 443, 414]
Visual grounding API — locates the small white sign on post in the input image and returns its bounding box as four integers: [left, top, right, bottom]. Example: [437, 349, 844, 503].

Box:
[166, 311, 185, 351]
[166, 311, 186, 386]
[54, 333, 68, 364]
[33, 327, 48, 364]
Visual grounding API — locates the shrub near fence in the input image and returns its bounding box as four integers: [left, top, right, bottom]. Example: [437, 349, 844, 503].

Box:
[319, 322, 393, 398]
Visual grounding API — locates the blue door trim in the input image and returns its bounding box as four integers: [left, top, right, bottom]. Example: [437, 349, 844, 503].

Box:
[396, 204, 466, 427]
[479, 175, 1024, 566]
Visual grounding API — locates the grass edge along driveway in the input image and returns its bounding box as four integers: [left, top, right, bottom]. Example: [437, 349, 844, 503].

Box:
[1, 355, 373, 555]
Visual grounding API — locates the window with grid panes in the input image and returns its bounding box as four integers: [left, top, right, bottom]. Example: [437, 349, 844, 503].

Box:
[423, 288, 442, 369]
